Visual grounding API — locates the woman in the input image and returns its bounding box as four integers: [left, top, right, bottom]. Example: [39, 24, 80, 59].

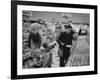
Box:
[28, 23, 42, 50]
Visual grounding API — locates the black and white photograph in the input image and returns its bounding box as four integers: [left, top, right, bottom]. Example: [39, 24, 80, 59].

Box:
[22, 11, 90, 68]
[11, 1, 97, 79]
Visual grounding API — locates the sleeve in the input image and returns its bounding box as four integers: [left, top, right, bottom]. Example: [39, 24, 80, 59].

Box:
[56, 33, 63, 48]
[71, 33, 74, 45]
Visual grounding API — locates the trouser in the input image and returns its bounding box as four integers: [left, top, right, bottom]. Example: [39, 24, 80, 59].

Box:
[60, 47, 70, 67]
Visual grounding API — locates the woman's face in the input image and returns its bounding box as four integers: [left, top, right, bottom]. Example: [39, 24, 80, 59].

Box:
[65, 28, 72, 33]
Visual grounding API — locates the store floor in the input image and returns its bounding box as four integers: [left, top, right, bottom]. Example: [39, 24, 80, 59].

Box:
[66, 36, 89, 67]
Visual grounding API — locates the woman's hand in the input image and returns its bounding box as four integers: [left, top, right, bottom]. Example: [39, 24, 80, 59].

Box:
[66, 45, 72, 48]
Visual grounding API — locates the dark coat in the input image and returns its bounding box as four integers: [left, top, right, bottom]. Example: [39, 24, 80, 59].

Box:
[57, 32, 73, 47]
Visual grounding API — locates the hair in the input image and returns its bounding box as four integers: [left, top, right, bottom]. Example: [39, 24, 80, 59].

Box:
[31, 32, 41, 44]
[28, 32, 41, 48]
[30, 23, 40, 32]
[64, 24, 72, 29]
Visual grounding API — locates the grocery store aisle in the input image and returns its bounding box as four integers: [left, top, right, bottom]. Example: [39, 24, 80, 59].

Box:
[66, 36, 89, 66]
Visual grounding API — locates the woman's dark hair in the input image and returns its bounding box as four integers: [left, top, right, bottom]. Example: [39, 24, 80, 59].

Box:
[64, 24, 72, 29]
[28, 32, 41, 48]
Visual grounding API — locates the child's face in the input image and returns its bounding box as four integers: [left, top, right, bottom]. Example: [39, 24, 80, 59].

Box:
[65, 28, 72, 33]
